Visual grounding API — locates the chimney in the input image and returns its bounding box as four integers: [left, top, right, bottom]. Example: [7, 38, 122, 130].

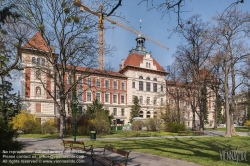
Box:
[121, 59, 124, 68]
[50, 45, 55, 53]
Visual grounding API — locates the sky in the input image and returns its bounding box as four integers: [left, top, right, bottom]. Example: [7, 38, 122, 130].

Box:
[12, 0, 250, 93]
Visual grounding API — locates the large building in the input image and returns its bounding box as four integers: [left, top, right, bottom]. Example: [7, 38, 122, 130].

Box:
[20, 32, 216, 128]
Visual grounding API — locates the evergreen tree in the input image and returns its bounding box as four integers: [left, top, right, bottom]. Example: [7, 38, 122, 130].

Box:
[130, 96, 141, 122]
[85, 99, 113, 134]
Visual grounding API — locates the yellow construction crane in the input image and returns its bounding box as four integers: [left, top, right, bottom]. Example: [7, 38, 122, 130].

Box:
[74, 0, 169, 70]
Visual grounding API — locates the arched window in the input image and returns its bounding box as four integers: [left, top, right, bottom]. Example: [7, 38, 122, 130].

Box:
[132, 81, 135, 88]
[146, 77, 150, 80]
[32, 57, 36, 64]
[36, 87, 41, 96]
[41, 58, 45, 65]
[37, 58, 40, 65]
[146, 111, 151, 118]
[35, 71, 41, 79]
[153, 78, 157, 81]
[139, 110, 143, 118]
[139, 76, 143, 91]
[154, 111, 157, 118]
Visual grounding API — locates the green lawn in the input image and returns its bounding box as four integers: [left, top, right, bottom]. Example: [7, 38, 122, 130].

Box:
[19, 130, 178, 139]
[16, 131, 250, 166]
[83, 136, 250, 166]
[206, 127, 250, 132]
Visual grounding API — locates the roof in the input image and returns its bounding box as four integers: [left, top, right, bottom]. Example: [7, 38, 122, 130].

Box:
[123, 52, 165, 71]
[22, 32, 50, 52]
[73, 66, 127, 78]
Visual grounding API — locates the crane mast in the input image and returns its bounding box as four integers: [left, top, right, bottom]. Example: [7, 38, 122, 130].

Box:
[74, 0, 169, 70]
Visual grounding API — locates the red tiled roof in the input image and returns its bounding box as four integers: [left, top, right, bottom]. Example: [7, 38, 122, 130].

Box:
[23, 32, 49, 52]
[123, 53, 165, 71]
[73, 66, 127, 78]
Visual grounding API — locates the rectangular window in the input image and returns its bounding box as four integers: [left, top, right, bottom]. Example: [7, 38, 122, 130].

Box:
[56, 90, 60, 99]
[87, 78, 92, 86]
[96, 92, 100, 101]
[105, 80, 109, 88]
[121, 108, 125, 116]
[105, 93, 109, 102]
[121, 82, 125, 90]
[78, 76, 82, 85]
[67, 75, 71, 84]
[161, 98, 163, 104]
[139, 81, 143, 91]
[146, 82, 150, 91]
[182, 90, 185, 97]
[36, 103, 41, 113]
[153, 97, 157, 105]
[113, 81, 117, 89]
[153, 83, 157, 92]
[147, 97, 150, 105]
[121, 95, 125, 103]
[78, 106, 83, 115]
[113, 94, 117, 103]
[171, 99, 174, 106]
[140, 96, 143, 104]
[87, 92, 91, 101]
[96, 79, 101, 87]
[132, 82, 135, 88]
[113, 108, 117, 116]
[68, 92, 72, 100]
[78, 91, 83, 101]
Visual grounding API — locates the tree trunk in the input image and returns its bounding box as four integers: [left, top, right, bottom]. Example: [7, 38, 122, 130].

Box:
[224, 80, 231, 137]
[213, 104, 217, 130]
[199, 111, 204, 132]
[59, 114, 66, 139]
[192, 106, 196, 130]
[230, 113, 237, 136]
[59, 96, 67, 139]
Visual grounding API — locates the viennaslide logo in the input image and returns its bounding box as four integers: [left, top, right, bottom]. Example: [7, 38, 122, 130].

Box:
[220, 147, 247, 164]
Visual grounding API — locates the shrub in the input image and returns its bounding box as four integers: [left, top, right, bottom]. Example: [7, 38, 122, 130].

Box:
[166, 122, 186, 133]
[41, 119, 57, 134]
[131, 121, 144, 131]
[11, 110, 37, 131]
[144, 118, 157, 131]
[91, 110, 111, 134]
[0, 117, 23, 158]
[23, 120, 41, 134]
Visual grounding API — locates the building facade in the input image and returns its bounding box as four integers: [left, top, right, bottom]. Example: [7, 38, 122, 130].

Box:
[21, 32, 215, 127]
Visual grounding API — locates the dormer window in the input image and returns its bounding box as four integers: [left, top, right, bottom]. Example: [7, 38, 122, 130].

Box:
[146, 62, 148, 68]
[41, 58, 46, 65]
[149, 63, 151, 68]
[37, 58, 40, 65]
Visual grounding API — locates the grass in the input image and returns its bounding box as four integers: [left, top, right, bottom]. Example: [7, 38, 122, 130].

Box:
[83, 136, 250, 166]
[206, 127, 250, 132]
[16, 130, 250, 166]
[19, 130, 178, 139]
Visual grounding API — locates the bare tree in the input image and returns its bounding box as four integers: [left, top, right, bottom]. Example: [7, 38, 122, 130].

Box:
[15, 0, 121, 138]
[138, 0, 245, 27]
[172, 15, 216, 131]
[212, 8, 250, 137]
